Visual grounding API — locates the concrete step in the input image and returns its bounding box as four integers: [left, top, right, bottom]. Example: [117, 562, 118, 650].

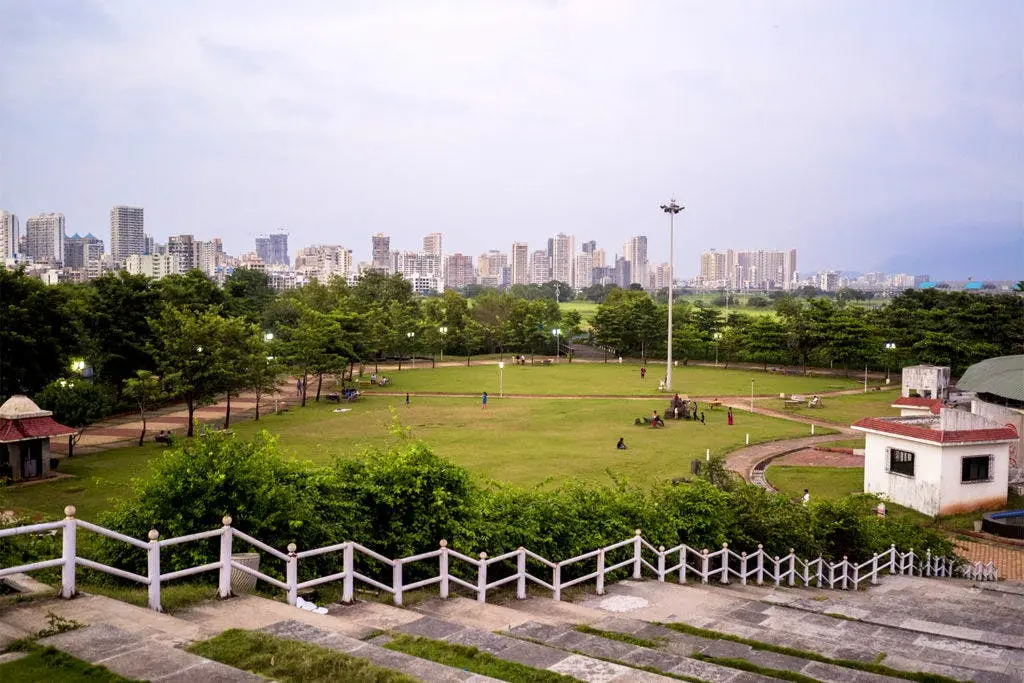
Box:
[38, 622, 263, 682]
[569, 578, 1024, 682]
[260, 619, 502, 682]
[371, 611, 678, 682]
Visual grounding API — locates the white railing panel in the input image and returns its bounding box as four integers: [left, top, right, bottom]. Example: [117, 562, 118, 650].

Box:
[160, 562, 221, 582]
[76, 557, 148, 584]
[0, 521, 64, 538]
[229, 560, 288, 590]
[158, 529, 223, 548]
[352, 571, 394, 593]
[0, 558, 64, 577]
[560, 570, 601, 589]
[231, 530, 289, 561]
[447, 575, 479, 592]
[352, 543, 396, 566]
[296, 570, 348, 591]
[446, 549, 481, 566]
[403, 576, 442, 592]
[525, 573, 554, 591]
[400, 549, 443, 564]
[485, 573, 519, 590]
[559, 548, 601, 565]
[524, 549, 556, 568]
[484, 549, 521, 564]
[77, 521, 149, 550]
[296, 542, 349, 560]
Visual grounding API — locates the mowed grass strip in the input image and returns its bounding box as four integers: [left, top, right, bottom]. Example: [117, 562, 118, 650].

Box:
[0, 645, 135, 683]
[7, 395, 831, 518]
[766, 466, 864, 502]
[758, 389, 901, 425]
[383, 633, 579, 683]
[359, 363, 860, 397]
[186, 629, 417, 683]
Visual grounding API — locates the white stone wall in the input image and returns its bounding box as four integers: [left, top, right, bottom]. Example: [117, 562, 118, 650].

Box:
[971, 401, 1023, 484]
[901, 366, 951, 399]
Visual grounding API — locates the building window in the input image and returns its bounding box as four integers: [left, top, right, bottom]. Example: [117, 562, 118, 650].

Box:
[961, 456, 993, 483]
[888, 448, 915, 477]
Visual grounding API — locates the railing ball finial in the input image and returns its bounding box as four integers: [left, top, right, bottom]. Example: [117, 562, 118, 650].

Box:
[479, 552, 487, 560]
[702, 548, 709, 555]
[722, 542, 728, 549]
[635, 528, 642, 536]
[757, 543, 763, 550]
[64, 505, 76, 518]
[843, 555, 848, 561]
[148, 530, 159, 541]
[439, 539, 448, 548]
[741, 551, 747, 558]
[659, 545, 665, 552]
[789, 548, 794, 554]
[287, 543, 297, 554]
[222, 515, 233, 526]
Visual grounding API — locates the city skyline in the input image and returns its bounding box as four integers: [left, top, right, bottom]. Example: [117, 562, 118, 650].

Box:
[1, 2, 1021, 279]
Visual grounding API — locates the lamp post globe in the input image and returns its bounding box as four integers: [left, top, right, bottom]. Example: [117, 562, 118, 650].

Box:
[660, 199, 684, 391]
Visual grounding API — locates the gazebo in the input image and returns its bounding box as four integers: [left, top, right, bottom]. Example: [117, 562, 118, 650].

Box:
[0, 395, 76, 482]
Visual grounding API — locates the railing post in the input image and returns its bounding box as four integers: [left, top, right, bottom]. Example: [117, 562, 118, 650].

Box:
[61, 506, 77, 599]
[657, 546, 665, 582]
[678, 547, 686, 584]
[925, 549, 931, 577]
[841, 556, 849, 590]
[596, 548, 605, 595]
[774, 556, 781, 587]
[553, 564, 561, 601]
[788, 550, 796, 586]
[889, 544, 897, 575]
[516, 548, 526, 600]
[147, 530, 161, 612]
[701, 549, 709, 584]
[633, 529, 642, 579]
[342, 542, 354, 603]
[720, 543, 729, 584]
[740, 552, 748, 585]
[871, 553, 879, 585]
[286, 543, 298, 606]
[218, 516, 233, 599]
[756, 544, 764, 585]
[477, 552, 488, 603]
[438, 540, 449, 599]
[393, 561, 403, 606]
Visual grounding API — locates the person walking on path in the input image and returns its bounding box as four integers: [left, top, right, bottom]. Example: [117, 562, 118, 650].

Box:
[640, 367, 647, 380]
[482, 392, 488, 409]
[727, 407, 734, 426]
[700, 411, 706, 425]
[802, 489, 810, 506]
[296, 379, 302, 396]
[405, 392, 410, 406]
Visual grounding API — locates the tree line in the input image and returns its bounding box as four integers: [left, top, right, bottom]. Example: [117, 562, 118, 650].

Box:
[1, 265, 1020, 436]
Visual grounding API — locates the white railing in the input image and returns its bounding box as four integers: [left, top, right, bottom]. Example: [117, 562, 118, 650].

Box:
[0, 509, 998, 613]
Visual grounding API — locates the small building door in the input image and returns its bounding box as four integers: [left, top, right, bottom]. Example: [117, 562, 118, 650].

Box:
[20, 440, 43, 479]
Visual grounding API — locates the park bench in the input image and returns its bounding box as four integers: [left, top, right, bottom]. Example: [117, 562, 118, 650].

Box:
[707, 400, 723, 409]
[326, 393, 340, 403]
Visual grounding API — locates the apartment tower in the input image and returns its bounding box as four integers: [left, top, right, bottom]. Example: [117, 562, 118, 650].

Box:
[110, 206, 145, 264]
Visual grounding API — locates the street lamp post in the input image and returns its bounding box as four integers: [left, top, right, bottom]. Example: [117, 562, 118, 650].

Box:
[439, 326, 448, 362]
[406, 331, 415, 369]
[713, 332, 722, 366]
[750, 378, 755, 413]
[552, 328, 561, 362]
[498, 361, 505, 397]
[660, 199, 684, 391]
[884, 342, 896, 384]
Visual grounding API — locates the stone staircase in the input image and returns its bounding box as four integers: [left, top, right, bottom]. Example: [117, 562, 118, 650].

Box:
[2, 575, 1023, 682]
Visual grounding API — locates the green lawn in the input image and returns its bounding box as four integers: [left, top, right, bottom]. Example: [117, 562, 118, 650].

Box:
[360, 363, 860, 398]
[766, 466, 864, 502]
[0, 646, 134, 682]
[6, 394, 832, 519]
[759, 389, 902, 425]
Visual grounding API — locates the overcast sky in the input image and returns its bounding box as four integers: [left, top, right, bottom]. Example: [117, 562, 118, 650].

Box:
[1, 0, 1021, 279]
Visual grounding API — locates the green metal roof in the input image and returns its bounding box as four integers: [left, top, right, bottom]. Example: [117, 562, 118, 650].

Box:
[956, 355, 1024, 402]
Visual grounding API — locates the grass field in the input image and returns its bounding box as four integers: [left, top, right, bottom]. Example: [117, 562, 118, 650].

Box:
[5, 394, 833, 519]
[758, 388, 902, 425]
[361, 363, 861, 397]
[766, 466, 864, 502]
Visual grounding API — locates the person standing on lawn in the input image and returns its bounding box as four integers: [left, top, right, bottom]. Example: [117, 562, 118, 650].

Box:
[482, 392, 488, 409]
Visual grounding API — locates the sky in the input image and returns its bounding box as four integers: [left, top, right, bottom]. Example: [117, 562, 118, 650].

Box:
[1, 0, 1021, 280]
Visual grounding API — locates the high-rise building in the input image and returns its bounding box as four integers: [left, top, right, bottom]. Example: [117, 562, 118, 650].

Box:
[550, 233, 574, 285]
[0, 210, 18, 259]
[25, 213, 66, 264]
[819, 270, 841, 292]
[255, 233, 289, 267]
[477, 250, 508, 288]
[591, 248, 606, 269]
[530, 250, 551, 285]
[124, 254, 183, 280]
[511, 242, 530, 285]
[423, 232, 443, 256]
[64, 233, 104, 269]
[144, 233, 154, 255]
[650, 262, 672, 291]
[622, 236, 648, 288]
[168, 234, 196, 272]
[294, 245, 352, 280]
[110, 206, 145, 264]
[613, 257, 631, 289]
[443, 253, 475, 290]
[581, 240, 597, 255]
[371, 233, 391, 270]
[699, 249, 729, 285]
[573, 252, 594, 289]
[784, 249, 797, 290]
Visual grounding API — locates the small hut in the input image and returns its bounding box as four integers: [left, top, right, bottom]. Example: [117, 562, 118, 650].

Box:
[0, 395, 76, 482]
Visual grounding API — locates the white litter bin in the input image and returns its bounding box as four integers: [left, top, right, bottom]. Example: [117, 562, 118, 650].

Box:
[230, 552, 260, 594]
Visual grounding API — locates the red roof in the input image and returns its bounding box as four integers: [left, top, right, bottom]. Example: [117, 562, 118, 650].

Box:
[852, 417, 1018, 444]
[0, 416, 77, 443]
[891, 397, 944, 414]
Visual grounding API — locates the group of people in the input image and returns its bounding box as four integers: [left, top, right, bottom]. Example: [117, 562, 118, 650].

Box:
[369, 373, 390, 386]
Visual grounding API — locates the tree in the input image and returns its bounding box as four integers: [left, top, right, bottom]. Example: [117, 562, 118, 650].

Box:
[159, 270, 224, 312]
[85, 272, 159, 397]
[743, 317, 789, 370]
[240, 332, 284, 421]
[150, 306, 232, 437]
[216, 316, 253, 429]
[123, 371, 165, 446]
[281, 307, 342, 406]
[36, 378, 111, 457]
[223, 268, 276, 323]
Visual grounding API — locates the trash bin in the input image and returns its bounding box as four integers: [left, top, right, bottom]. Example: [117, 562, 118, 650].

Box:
[230, 553, 260, 594]
[973, 520, 983, 533]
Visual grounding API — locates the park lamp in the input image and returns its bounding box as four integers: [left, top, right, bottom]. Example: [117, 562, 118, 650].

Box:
[264, 332, 274, 342]
[70, 359, 86, 373]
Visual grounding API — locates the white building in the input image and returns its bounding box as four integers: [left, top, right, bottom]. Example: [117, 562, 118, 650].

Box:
[24, 213, 66, 264]
[623, 236, 648, 288]
[530, 250, 551, 285]
[0, 210, 18, 259]
[891, 397, 944, 418]
[511, 242, 530, 285]
[110, 206, 145, 264]
[572, 252, 593, 290]
[550, 233, 574, 285]
[124, 254, 184, 280]
[902, 365, 951, 400]
[853, 409, 1017, 517]
[423, 232, 443, 256]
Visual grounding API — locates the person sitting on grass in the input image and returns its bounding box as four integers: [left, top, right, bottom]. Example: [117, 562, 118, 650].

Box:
[617, 437, 627, 450]
[651, 410, 665, 428]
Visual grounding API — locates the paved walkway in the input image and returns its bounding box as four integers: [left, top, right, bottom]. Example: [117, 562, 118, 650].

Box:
[956, 539, 1024, 581]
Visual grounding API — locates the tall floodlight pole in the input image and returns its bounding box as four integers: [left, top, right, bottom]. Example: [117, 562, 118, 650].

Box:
[660, 199, 684, 391]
